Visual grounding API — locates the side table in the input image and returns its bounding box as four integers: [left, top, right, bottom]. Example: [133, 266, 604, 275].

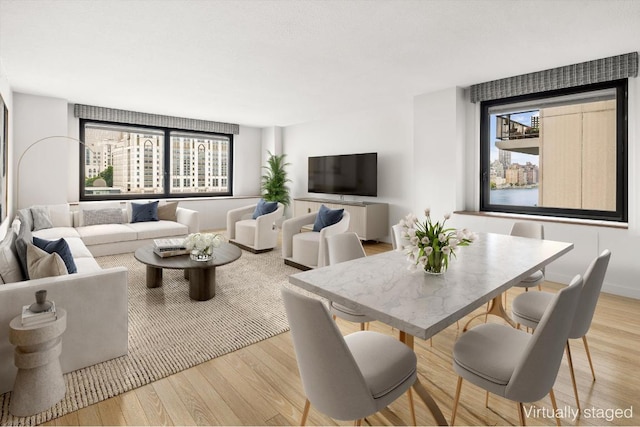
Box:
[9, 308, 67, 417]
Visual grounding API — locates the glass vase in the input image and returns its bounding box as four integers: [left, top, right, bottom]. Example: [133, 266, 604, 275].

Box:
[424, 253, 447, 275]
[190, 246, 214, 262]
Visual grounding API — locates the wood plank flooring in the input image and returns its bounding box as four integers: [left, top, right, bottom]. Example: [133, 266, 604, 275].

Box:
[45, 241, 640, 426]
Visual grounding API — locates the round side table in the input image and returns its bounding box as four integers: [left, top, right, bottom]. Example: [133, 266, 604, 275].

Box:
[9, 308, 67, 417]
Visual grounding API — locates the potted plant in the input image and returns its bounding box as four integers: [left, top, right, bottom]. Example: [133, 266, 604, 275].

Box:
[261, 151, 291, 206]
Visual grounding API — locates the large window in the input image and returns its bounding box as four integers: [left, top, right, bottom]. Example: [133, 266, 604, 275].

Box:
[80, 121, 233, 200]
[480, 80, 627, 222]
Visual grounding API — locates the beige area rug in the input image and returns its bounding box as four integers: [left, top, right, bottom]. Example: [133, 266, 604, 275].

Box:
[0, 246, 299, 426]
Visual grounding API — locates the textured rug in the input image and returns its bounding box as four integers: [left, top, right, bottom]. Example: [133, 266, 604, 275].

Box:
[0, 246, 298, 426]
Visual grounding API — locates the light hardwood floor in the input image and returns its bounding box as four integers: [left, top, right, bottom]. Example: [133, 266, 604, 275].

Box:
[45, 242, 640, 426]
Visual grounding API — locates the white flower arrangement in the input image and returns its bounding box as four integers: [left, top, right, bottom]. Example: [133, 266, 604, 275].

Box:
[184, 232, 224, 260]
[400, 208, 478, 274]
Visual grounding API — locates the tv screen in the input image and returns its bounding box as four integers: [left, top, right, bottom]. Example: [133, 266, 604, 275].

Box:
[308, 153, 377, 197]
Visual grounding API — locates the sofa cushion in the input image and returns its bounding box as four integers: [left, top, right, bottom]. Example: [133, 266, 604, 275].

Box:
[33, 236, 78, 274]
[33, 227, 81, 240]
[63, 237, 94, 259]
[77, 224, 138, 246]
[48, 204, 73, 227]
[26, 243, 68, 279]
[292, 231, 321, 267]
[157, 201, 178, 221]
[84, 208, 126, 226]
[312, 204, 344, 232]
[252, 199, 278, 219]
[31, 205, 54, 231]
[73, 257, 103, 274]
[127, 220, 188, 240]
[131, 201, 159, 223]
[0, 231, 24, 284]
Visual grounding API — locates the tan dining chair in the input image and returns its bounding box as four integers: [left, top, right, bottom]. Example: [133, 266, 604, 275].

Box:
[326, 232, 374, 331]
[281, 287, 418, 426]
[511, 249, 611, 411]
[450, 274, 583, 426]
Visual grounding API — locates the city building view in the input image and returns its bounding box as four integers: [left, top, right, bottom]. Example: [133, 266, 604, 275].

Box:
[488, 96, 617, 211]
[83, 124, 230, 196]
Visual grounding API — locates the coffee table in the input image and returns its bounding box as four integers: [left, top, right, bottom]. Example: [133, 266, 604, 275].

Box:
[134, 242, 242, 301]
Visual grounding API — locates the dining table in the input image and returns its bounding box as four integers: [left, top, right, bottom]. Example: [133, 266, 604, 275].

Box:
[288, 231, 573, 425]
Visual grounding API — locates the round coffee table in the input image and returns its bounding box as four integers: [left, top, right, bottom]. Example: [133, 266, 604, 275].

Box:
[134, 242, 242, 301]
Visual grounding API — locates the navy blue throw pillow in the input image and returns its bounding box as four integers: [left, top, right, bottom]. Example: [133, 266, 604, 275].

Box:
[33, 236, 77, 274]
[131, 201, 159, 223]
[312, 205, 344, 232]
[252, 199, 279, 219]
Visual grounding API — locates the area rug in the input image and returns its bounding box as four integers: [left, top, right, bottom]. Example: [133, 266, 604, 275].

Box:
[0, 246, 299, 426]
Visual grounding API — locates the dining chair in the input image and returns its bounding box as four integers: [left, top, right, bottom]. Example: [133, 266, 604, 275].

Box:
[510, 222, 545, 291]
[450, 274, 583, 426]
[391, 224, 409, 251]
[511, 249, 611, 411]
[281, 287, 418, 426]
[326, 232, 374, 331]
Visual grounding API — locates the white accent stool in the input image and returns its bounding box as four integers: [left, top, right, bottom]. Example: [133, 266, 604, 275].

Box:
[9, 309, 67, 417]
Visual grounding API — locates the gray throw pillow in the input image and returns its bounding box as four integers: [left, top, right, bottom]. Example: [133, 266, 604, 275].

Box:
[15, 220, 33, 279]
[17, 208, 33, 232]
[31, 205, 54, 231]
[0, 231, 24, 284]
[83, 208, 125, 226]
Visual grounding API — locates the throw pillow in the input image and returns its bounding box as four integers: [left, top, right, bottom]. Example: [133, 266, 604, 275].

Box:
[312, 204, 344, 232]
[83, 208, 125, 226]
[0, 231, 24, 284]
[33, 236, 77, 274]
[17, 208, 34, 232]
[131, 201, 159, 223]
[48, 204, 72, 227]
[31, 205, 54, 231]
[157, 201, 179, 221]
[15, 219, 33, 279]
[252, 199, 279, 219]
[26, 243, 68, 280]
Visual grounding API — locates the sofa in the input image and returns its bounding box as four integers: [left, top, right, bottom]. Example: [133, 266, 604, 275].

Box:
[0, 200, 199, 394]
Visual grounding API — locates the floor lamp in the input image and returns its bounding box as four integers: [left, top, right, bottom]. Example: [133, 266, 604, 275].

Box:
[16, 135, 85, 210]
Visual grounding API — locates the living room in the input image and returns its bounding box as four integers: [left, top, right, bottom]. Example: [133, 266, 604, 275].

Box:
[1, 0, 639, 426]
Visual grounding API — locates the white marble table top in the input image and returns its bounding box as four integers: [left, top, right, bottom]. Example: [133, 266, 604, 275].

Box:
[289, 232, 573, 340]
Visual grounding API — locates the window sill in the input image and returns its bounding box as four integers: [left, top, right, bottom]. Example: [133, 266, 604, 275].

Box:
[454, 210, 628, 230]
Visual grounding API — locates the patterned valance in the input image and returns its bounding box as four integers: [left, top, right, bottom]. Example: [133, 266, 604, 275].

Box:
[470, 52, 638, 103]
[74, 104, 239, 135]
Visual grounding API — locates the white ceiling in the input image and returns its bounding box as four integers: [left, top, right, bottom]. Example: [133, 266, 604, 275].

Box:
[1, 0, 639, 128]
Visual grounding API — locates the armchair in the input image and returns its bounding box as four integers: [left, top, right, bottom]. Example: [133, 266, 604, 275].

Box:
[226, 203, 284, 253]
[282, 210, 351, 270]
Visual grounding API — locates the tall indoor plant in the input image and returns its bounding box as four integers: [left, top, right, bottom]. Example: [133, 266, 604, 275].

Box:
[261, 151, 291, 206]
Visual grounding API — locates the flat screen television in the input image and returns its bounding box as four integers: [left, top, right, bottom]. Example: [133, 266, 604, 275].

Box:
[308, 152, 377, 197]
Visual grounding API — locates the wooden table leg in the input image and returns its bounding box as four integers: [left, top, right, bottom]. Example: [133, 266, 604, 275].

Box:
[146, 266, 162, 288]
[188, 267, 216, 301]
[398, 332, 448, 426]
[462, 295, 516, 332]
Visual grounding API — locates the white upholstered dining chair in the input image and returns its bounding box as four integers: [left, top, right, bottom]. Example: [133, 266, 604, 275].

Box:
[511, 249, 611, 411]
[450, 274, 583, 426]
[281, 287, 418, 426]
[226, 201, 284, 252]
[510, 222, 545, 291]
[326, 232, 375, 331]
[391, 224, 410, 252]
[281, 209, 350, 269]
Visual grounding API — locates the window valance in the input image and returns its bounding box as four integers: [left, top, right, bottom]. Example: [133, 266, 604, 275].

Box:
[74, 104, 240, 135]
[470, 52, 638, 103]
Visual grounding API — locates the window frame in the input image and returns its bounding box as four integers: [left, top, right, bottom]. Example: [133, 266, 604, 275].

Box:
[79, 119, 234, 201]
[479, 79, 628, 223]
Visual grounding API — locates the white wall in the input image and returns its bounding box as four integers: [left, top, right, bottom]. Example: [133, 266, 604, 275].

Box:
[283, 101, 414, 235]
[10, 93, 264, 230]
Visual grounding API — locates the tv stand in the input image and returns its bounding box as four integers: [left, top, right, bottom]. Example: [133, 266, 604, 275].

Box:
[293, 198, 389, 240]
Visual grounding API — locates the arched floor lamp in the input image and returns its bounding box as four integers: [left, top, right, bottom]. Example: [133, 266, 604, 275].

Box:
[16, 135, 85, 210]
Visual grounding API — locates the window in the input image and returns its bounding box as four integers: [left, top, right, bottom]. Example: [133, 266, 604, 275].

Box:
[480, 80, 627, 222]
[80, 121, 233, 199]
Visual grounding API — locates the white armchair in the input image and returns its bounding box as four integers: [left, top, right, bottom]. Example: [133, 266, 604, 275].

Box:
[282, 210, 351, 270]
[226, 203, 284, 253]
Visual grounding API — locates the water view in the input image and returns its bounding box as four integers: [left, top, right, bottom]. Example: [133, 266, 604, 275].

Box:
[490, 187, 538, 207]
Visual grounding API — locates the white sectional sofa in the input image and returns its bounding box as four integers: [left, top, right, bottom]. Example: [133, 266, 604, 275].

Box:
[0, 201, 199, 394]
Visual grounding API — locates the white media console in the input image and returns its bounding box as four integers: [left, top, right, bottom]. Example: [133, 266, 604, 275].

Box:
[293, 198, 389, 241]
